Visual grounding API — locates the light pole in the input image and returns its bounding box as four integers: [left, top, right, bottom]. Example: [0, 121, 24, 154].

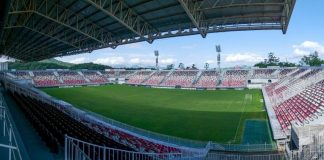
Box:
[216, 45, 221, 72]
[154, 50, 159, 70]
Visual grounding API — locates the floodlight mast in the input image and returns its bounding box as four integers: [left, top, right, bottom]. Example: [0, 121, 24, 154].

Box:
[154, 50, 159, 70]
[216, 45, 221, 72]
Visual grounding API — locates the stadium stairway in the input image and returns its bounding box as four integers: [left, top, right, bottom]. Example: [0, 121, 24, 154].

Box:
[53, 71, 64, 84]
[192, 70, 203, 86]
[159, 70, 173, 85]
[285, 68, 299, 77]
[271, 69, 281, 78]
[96, 71, 102, 75]
[28, 71, 34, 77]
[215, 70, 223, 87]
[292, 69, 311, 80]
[1, 90, 63, 160]
[247, 69, 253, 79]
[53, 71, 59, 77]
[126, 70, 138, 79]
[141, 70, 156, 84]
[78, 71, 90, 83]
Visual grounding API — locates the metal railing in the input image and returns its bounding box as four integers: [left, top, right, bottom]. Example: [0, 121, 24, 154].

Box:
[65, 135, 285, 160]
[205, 152, 286, 160]
[0, 101, 22, 160]
[207, 142, 277, 152]
[64, 135, 205, 160]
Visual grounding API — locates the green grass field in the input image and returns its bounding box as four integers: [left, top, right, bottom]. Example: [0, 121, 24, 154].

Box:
[42, 85, 271, 144]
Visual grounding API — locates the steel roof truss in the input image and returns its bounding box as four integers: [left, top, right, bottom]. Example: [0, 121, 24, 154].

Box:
[84, 0, 157, 43]
[178, 0, 207, 38]
[9, 0, 114, 45]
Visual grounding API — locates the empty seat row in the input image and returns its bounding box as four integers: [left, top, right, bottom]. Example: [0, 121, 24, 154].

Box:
[10, 92, 134, 159]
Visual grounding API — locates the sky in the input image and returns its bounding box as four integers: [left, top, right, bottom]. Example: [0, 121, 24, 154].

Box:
[54, 0, 324, 69]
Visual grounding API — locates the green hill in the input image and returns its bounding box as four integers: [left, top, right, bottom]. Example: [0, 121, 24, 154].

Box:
[8, 61, 68, 70]
[39, 58, 73, 67]
[8, 59, 112, 70]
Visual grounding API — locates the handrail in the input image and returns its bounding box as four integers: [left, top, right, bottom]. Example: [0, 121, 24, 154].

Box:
[64, 135, 202, 160]
[65, 135, 183, 155]
[0, 143, 18, 149]
[0, 93, 23, 160]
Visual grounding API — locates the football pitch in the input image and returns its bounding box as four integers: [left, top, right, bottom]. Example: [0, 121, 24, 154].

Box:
[42, 85, 272, 144]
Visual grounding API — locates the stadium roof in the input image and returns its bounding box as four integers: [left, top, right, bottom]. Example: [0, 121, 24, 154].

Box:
[0, 0, 296, 61]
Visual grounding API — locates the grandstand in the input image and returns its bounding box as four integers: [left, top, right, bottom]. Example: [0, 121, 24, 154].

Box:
[194, 70, 219, 88]
[58, 71, 87, 86]
[143, 71, 169, 86]
[33, 71, 61, 87]
[82, 71, 107, 84]
[11, 68, 324, 89]
[160, 70, 199, 88]
[264, 68, 324, 131]
[3, 66, 324, 159]
[251, 69, 277, 79]
[127, 71, 153, 85]
[221, 69, 249, 88]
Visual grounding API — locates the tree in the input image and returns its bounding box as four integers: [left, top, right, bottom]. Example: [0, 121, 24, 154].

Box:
[166, 64, 174, 70]
[254, 52, 284, 68]
[299, 51, 324, 66]
[8, 61, 113, 70]
[178, 63, 184, 69]
[204, 63, 209, 70]
[278, 62, 297, 67]
[254, 62, 268, 68]
[191, 64, 197, 70]
[8, 61, 68, 70]
[267, 52, 280, 65]
[69, 63, 112, 70]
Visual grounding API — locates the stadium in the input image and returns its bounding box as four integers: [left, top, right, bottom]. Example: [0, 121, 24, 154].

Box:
[1, 0, 324, 160]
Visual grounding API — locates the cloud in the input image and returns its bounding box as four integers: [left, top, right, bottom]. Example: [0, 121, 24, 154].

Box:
[93, 56, 125, 65]
[160, 58, 177, 64]
[206, 60, 215, 64]
[69, 57, 86, 64]
[0, 58, 8, 63]
[293, 41, 324, 56]
[129, 58, 154, 64]
[0, 56, 15, 62]
[225, 53, 264, 63]
[129, 58, 141, 64]
[128, 57, 176, 65]
[125, 43, 144, 49]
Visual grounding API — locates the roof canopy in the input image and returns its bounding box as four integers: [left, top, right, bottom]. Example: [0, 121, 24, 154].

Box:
[0, 0, 295, 61]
